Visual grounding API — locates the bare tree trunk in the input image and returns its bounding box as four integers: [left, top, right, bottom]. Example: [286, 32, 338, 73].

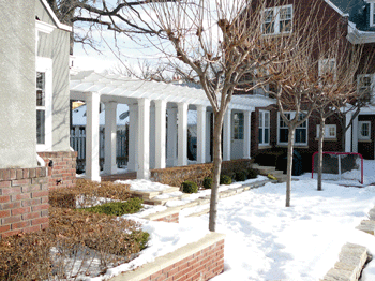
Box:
[209, 112, 224, 232]
[286, 126, 296, 207]
[317, 118, 325, 191]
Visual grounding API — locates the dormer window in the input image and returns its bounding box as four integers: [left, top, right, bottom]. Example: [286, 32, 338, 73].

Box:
[262, 5, 292, 34]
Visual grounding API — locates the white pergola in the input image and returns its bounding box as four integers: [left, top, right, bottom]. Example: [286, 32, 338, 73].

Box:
[70, 71, 274, 181]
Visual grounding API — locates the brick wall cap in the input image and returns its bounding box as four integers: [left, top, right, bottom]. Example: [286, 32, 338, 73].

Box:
[109, 232, 225, 281]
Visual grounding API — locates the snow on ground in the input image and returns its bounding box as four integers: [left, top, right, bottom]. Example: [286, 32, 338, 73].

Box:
[86, 162, 375, 280]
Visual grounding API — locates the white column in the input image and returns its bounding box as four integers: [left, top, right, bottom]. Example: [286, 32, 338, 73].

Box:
[167, 107, 178, 166]
[223, 108, 231, 161]
[128, 103, 138, 172]
[178, 103, 188, 166]
[86, 92, 101, 181]
[149, 106, 155, 169]
[352, 115, 359, 153]
[243, 110, 252, 159]
[137, 99, 150, 179]
[197, 105, 207, 163]
[345, 112, 352, 152]
[104, 102, 117, 174]
[154, 100, 167, 168]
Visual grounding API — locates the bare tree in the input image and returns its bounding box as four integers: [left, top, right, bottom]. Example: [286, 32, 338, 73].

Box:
[265, 1, 351, 206]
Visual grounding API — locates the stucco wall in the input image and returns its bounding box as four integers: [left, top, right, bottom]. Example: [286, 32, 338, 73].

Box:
[0, 1, 36, 168]
[35, 0, 71, 152]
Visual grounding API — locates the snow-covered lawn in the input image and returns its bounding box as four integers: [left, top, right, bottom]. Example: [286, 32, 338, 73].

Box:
[193, 180, 375, 281]
[92, 161, 375, 280]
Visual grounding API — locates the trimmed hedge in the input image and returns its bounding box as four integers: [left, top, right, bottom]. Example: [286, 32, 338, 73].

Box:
[150, 159, 253, 188]
[182, 181, 198, 193]
[203, 177, 213, 189]
[220, 175, 232, 185]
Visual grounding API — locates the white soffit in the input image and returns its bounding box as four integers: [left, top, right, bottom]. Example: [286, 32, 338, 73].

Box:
[70, 71, 275, 111]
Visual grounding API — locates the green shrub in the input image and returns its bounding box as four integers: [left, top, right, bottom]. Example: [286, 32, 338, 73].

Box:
[131, 231, 150, 251]
[235, 171, 247, 182]
[220, 175, 232, 185]
[182, 180, 198, 193]
[203, 177, 213, 189]
[82, 197, 144, 216]
[247, 168, 259, 179]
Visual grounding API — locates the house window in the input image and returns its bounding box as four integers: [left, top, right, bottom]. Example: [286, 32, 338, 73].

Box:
[234, 113, 244, 139]
[258, 110, 270, 145]
[358, 74, 374, 102]
[316, 124, 336, 139]
[319, 59, 336, 85]
[262, 5, 292, 34]
[359, 121, 371, 139]
[277, 112, 308, 145]
[36, 57, 52, 151]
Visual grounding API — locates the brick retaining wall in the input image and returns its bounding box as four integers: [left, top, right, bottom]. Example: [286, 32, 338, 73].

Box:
[0, 167, 49, 238]
[154, 212, 179, 223]
[110, 233, 225, 281]
[38, 151, 77, 190]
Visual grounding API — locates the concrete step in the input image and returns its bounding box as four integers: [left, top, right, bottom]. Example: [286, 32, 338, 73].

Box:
[188, 208, 210, 218]
[271, 170, 284, 177]
[252, 164, 276, 175]
[129, 187, 180, 200]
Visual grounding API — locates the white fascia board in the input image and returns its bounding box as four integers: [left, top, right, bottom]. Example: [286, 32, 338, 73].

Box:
[324, 0, 349, 17]
[35, 20, 56, 34]
[347, 23, 375, 44]
[40, 0, 72, 32]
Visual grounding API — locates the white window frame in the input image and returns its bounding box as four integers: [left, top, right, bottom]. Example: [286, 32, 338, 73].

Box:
[258, 110, 270, 146]
[262, 5, 293, 35]
[359, 121, 371, 140]
[318, 59, 336, 84]
[277, 112, 308, 146]
[36, 57, 52, 152]
[371, 2, 375, 27]
[316, 124, 336, 139]
[357, 74, 374, 102]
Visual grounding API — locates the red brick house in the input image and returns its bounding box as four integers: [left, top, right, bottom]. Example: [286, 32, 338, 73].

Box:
[237, 0, 375, 169]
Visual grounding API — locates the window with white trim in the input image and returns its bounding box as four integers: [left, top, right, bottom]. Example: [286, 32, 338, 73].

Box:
[318, 59, 336, 85]
[262, 5, 292, 34]
[316, 124, 336, 139]
[277, 112, 308, 145]
[234, 113, 244, 139]
[258, 110, 270, 145]
[359, 121, 371, 139]
[357, 74, 374, 103]
[371, 2, 375, 27]
[36, 57, 52, 151]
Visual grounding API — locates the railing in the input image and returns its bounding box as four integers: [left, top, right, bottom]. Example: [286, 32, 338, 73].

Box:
[70, 126, 128, 171]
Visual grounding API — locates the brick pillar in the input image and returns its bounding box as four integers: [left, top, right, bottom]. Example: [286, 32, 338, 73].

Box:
[0, 167, 49, 239]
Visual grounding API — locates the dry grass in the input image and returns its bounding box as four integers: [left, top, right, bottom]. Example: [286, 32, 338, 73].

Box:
[49, 179, 132, 208]
[0, 179, 148, 280]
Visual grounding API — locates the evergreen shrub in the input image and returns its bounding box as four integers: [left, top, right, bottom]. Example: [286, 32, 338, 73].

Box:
[220, 175, 232, 185]
[247, 168, 259, 179]
[82, 197, 143, 216]
[235, 171, 247, 181]
[203, 177, 213, 189]
[182, 180, 198, 193]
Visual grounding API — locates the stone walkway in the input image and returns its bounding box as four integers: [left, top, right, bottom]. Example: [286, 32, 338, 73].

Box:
[321, 206, 375, 281]
[128, 178, 273, 221]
